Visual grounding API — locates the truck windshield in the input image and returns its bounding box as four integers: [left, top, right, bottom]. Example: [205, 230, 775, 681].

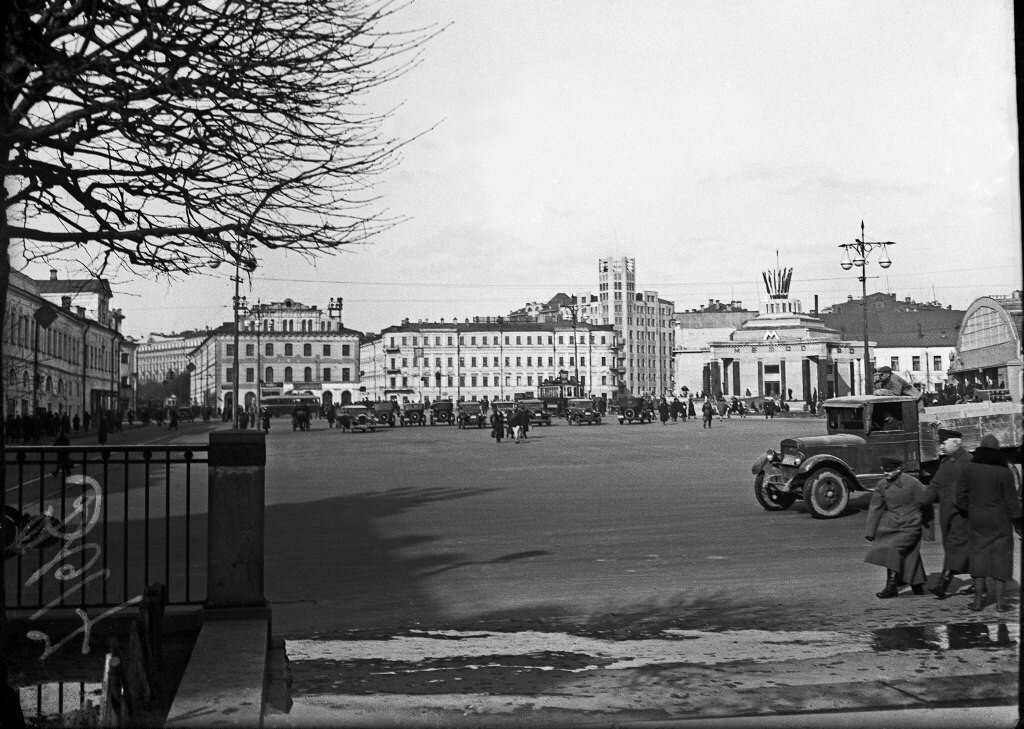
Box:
[827, 406, 864, 431]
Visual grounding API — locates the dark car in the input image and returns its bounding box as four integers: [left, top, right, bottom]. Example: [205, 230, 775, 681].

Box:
[616, 396, 652, 424]
[518, 398, 552, 426]
[430, 400, 455, 425]
[566, 398, 602, 425]
[400, 402, 427, 426]
[456, 402, 487, 429]
[338, 405, 376, 432]
[371, 400, 399, 428]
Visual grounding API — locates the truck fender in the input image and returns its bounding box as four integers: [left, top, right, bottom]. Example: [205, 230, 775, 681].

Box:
[796, 455, 861, 489]
[751, 454, 769, 475]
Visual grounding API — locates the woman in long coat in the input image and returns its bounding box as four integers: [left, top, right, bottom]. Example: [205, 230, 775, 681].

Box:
[918, 428, 973, 598]
[865, 456, 930, 598]
[955, 434, 1022, 611]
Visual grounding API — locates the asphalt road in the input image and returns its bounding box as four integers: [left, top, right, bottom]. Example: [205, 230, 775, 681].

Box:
[247, 412, 1020, 727]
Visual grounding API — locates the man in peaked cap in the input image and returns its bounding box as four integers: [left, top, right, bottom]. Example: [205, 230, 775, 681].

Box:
[872, 366, 922, 400]
[864, 454, 931, 598]
[919, 428, 973, 598]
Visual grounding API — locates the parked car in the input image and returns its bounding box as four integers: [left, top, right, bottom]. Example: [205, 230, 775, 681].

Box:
[430, 400, 455, 425]
[566, 398, 602, 425]
[371, 400, 398, 427]
[400, 402, 427, 426]
[457, 402, 488, 428]
[518, 398, 552, 426]
[338, 405, 376, 433]
[616, 395, 652, 424]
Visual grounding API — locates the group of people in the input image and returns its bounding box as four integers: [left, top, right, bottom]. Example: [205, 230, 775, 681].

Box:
[489, 406, 532, 444]
[864, 428, 1022, 611]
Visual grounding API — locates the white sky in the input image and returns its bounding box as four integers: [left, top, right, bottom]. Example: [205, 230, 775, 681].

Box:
[17, 0, 1022, 338]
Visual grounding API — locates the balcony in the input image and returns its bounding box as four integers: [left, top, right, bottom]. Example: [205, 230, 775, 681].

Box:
[385, 368, 402, 375]
[385, 346, 401, 354]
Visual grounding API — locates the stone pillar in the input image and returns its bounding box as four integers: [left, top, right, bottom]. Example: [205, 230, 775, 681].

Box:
[207, 431, 267, 608]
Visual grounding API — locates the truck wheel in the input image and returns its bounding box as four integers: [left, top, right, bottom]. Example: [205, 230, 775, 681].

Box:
[753, 471, 796, 511]
[802, 468, 850, 519]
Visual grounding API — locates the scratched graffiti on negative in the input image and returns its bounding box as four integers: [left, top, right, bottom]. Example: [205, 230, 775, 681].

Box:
[10, 474, 142, 661]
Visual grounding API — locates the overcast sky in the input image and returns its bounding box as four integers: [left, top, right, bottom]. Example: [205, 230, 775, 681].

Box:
[17, 0, 1021, 339]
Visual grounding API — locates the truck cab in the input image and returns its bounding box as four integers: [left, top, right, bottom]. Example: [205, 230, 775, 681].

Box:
[752, 395, 921, 519]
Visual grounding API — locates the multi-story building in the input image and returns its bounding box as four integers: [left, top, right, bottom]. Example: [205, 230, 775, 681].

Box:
[948, 290, 1023, 400]
[136, 330, 212, 388]
[3, 269, 126, 419]
[574, 256, 675, 397]
[186, 298, 362, 413]
[819, 293, 966, 393]
[360, 317, 619, 403]
[672, 299, 757, 394]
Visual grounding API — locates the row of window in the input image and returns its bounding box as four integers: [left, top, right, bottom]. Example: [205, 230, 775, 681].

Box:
[389, 374, 609, 389]
[5, 368, 79, 398]
[387, 333, 610, 347]
[389, 355, 605, 369]
[246, 318, 344, 333]
[890, 355, 948, 372]
[227, 343, 352, 357]
[226, 366, 353, 384]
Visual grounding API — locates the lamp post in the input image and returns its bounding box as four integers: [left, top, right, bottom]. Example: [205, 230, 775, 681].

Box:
[225, 248, 257, 429]
[839, 220, 895, 393]
[246, 299, 269, 416]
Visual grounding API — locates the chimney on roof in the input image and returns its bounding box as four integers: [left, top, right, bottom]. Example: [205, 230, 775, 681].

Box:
[814, 295, 818, 315]
[61, 296, 71, 310]
[76, 306, 85, 317]
[848, 295, 853, 301]
[50, 269, 58, 281]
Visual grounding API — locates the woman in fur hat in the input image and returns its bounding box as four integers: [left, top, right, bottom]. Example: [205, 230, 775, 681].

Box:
[954, 434, 1022, 611]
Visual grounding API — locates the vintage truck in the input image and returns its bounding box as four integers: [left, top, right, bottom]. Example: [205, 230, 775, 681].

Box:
[751, 395, 1022, 519]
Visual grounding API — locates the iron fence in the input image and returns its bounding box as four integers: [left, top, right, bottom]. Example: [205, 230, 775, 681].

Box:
[3, 445, 209, 611]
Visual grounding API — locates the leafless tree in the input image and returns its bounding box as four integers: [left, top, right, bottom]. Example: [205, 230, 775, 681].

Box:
[0, 0, 436, 714]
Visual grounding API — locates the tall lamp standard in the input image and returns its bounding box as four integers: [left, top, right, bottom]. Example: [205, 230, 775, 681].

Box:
[227, 250, 257, 429]
[839, 220, 894, 393]
[246, 299, 269, 416]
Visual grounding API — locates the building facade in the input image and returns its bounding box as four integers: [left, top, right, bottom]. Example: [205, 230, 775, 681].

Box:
[948, 291, 1023, 401]
[672, 300, 757, 395]
[3, 269, 125, 419]
[360, 317, 619, 403]
[575, 256, 675, 397]
[819, 293, 965, 393]
[186, 298, 362, 413]
[704, 267, 868, 402]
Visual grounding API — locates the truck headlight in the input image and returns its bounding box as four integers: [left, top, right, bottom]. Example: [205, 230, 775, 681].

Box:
[766, 449, 778, 463]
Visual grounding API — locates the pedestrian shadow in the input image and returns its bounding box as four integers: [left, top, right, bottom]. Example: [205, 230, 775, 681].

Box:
[420, 549, 552, 577]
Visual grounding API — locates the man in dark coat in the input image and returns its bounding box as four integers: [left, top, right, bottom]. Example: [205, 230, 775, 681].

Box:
[919, 428, 973, 598]
[955, 434, 1022, 612]
[865, 455, 930, 598]
[658, 398, 669, 424]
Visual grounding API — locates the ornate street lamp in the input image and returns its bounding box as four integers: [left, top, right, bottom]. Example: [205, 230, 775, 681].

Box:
[839, 220, 895, 391]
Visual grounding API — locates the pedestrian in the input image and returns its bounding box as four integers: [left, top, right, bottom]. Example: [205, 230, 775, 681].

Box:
[97, 416, 108, 445]
[954, 434, 1022, 612]
[262, 408, 271, 433]
[918, 428, 973, 599]
[51, 427, 73, 478]
[520, 407, 530, 439]
[491, 410, 504, 444]
[701, 398, 714, 429]
[72, 413, 80, 434]
[327, 403, 337, 428]
[169, 408, 179, 430]
[83, 411, 91, 431]
[658, 398, 669, 425]
[864, 456, 931, 598]
[670, 397, 681, 422]
[764, 398, 775, 419]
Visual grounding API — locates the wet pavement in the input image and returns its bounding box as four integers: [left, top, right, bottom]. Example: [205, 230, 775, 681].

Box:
[265, 618, 1020, 727]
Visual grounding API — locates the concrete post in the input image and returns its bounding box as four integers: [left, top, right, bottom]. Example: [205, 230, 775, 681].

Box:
[207, 430, 266, 608]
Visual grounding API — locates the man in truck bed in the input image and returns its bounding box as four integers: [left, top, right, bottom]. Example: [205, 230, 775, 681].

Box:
[872, 366, 921, 400]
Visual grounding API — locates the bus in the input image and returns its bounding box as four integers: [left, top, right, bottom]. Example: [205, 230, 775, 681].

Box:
[260, 394, 321, 417]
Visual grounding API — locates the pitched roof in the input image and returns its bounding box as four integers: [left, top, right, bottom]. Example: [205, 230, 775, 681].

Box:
[819, 308, 963, 348]
[37, 278, 113, 297]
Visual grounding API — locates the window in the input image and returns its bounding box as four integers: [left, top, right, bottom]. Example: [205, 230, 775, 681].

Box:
[446, 375, 453, 386]
[911, 356, 921, 371]
[527, 375, 532, 385]
[471, 375, 477, 386]
[226, 344, 235, 356]
[401, 336, 407, 345]
[245, 368, 254, 382]
[933, 355, 942, 372]
[471, 336, 476, 345]
[389, 337, 395, 347]
[121, 353, 129, 364]
[402, 376, 408, 386]
[265, 367, 273, 382]
[459, 357, 465, 367]
[527, 336, 532, 345]
[304, 343, 312, 356]
[391, 377, 397, 387]
[304, 367, 312, 382]
[285, 343, 293, 356]
[516, 357, 521, 366]
[526, 356, 532, 366]
[342, 344, 350, 357]
[226, 367, 234, 381]
[435, 336, 441, 345]
[890, 357, 899, 370]
[516, 336, 521, 344]
[482, 375, 489, 387]
[390, 358, 396, 369]
[435, 357, 442, 367]
[402, 358, 408, 367]
[246, 344, 254, 356]
[447, 336, 453, 346]
[471, 357, 477, 367]
[505, 357, 510, 366]
[323, 344, 331, 356]
[447, 357, 453, 366]
[342, 367, 350, 381]
[284, 367, 293, 382]
[265, 343, 273, 356]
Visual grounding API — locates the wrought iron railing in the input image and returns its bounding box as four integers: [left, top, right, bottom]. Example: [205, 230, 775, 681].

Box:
[4, 445, 209, 611]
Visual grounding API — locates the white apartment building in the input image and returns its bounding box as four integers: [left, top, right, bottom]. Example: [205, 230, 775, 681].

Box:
[360, 317, 619, 403]
[574, 256, 675, 397]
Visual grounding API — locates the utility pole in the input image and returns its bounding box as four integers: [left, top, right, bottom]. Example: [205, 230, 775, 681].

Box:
[839, 221, 895, 393]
